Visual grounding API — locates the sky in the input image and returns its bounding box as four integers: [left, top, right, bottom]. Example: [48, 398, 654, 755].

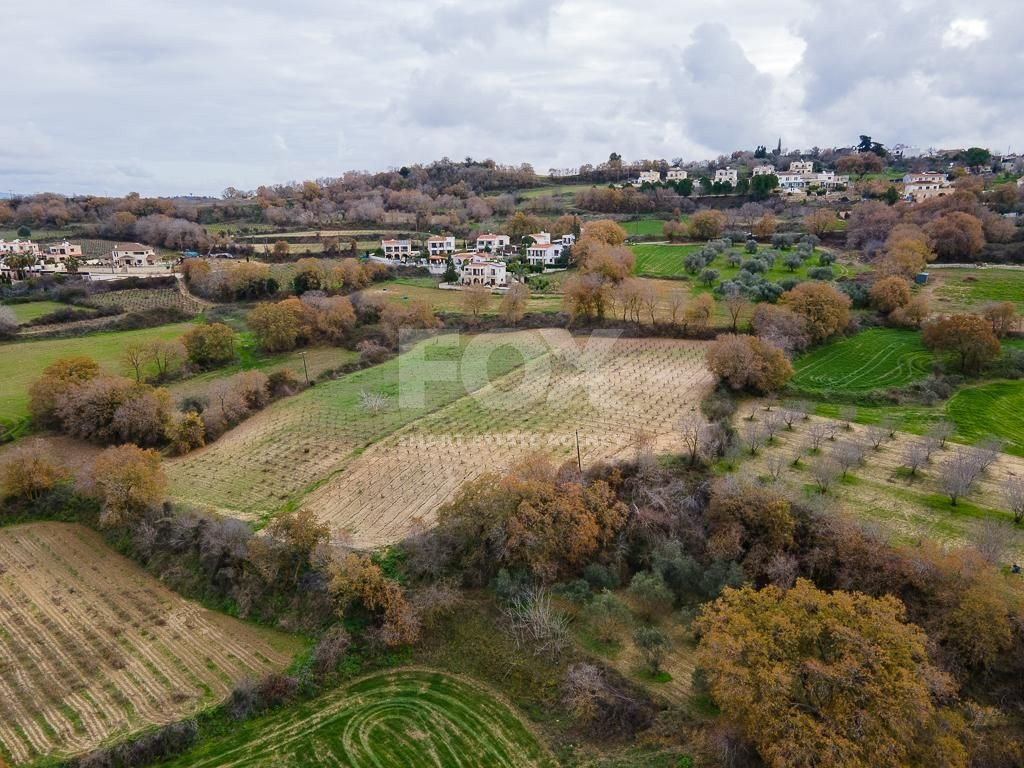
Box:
[3, 0, 1019, 197]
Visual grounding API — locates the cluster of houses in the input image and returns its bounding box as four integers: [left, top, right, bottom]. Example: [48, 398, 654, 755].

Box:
[375, 231, 575, 288]
[0, 239, 167, 282]
[632, 160, 850, 194]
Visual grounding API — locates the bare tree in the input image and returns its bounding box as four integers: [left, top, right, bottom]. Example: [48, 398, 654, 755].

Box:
[807, 421, 831, 451]
[833, 440, 866, 478]
[839, 405, 857, 431]
[723, 287, 750, 333]
[940, 446, 985, 506]
[504, 587, 570, 660]
[666, 288, 687, 329]
[780, 408, 798, 431]
[1006, 476, 1024, 525]
[792, 400, 814, 421]
[765, 454, 787, 483]
[973, 518, 1013, 565]
[764, 552, 799, 588]
[639, 282, 660, 325]
[121, 343, 148, 383]
[879, 413, 900, 439]
[975, 437, 1006, 472]
[677, 412, 708, 466]
[358, 390, 390, 415]
[865, 424, 888, 450]
[928, 419, 955, 449]
[741, 421, 766, 455]
[902, 440, 931, 477]
[761, 410, 783, 441]
[810, 456, 840, 493]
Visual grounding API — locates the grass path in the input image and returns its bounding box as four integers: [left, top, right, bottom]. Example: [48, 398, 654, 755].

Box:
[162, 668, 554, 768]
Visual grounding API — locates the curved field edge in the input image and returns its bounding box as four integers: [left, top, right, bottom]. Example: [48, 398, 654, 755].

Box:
[789, 328, 933, 395]
[161, 668, 556, 768]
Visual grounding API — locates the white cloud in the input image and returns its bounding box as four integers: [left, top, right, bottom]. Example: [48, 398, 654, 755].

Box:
[2, 0, 1018, 195]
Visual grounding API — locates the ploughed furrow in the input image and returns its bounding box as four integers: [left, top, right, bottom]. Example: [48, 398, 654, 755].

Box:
[0, 523, 300, 765]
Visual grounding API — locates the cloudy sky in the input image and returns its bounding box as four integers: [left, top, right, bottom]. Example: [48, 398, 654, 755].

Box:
[3, 0, 1019, 196]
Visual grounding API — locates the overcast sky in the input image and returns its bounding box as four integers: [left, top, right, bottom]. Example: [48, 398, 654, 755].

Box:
[3, 0, 1019, 197]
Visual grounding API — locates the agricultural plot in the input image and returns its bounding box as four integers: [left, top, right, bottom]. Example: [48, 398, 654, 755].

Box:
[947, 381, 1024, 457]
[790, 329, 934, 395]
[86, 287, 205, 315]
[731, 410, 1024, 557]
[2, 301, 73, 324]
[0, 322, 196, 432]
[630, 243, 848, 285]
[163, 669, 553, 768]
[361, 280, 563, 316]
[168, 334, 713, 548]
[0, 523, 300, 766]
[621, 218, 678, 237]
[303, 336, 713, 547]
[931, 268, 1024, 313]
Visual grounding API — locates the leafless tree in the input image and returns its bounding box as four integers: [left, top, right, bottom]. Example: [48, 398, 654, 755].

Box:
[975, 436, 1006, 472]
[780, 408, 798, 431]
[677, 412, 707, 466]
[865, 424, 888, 450]
[1006, 476, 1024, 525]
[666, 288, 687, 328]
[839, 405, 857, 431]
[764, 552, 799, 588]
[791, 400, 814, 421]
[879, 413, 900, 439]
[940, 446, 985, 506]
[833, 440, 866, 478]
[807, 421, 831, 451]
[810, 456, 841, 493]
[973, 519, 1013, 565]
[503, 587, 570, 660]
[765, 454, 787, 483]
[358, 390, 390, 415]
[928, 419, 955, 449]
[902, 440, 931, 476]
[761, 410, 783, 441]
[741, 421, 766, 455]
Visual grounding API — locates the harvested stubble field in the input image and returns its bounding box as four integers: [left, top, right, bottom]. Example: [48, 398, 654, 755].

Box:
[731, 409, 1024, 557]
[168, 334, 714, 548]
[162, 668, 553, 768]
[0, 523, 300, 766]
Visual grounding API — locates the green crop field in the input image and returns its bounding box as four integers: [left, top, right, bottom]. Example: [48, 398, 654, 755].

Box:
[622, 218, 677, 237]
[947, 380, 1024, 457]
[163, 669, 553, 768]
[630, 242, 849, 285]
[932, 268, 1024, 313]
[790, 329, 934, 395]
[2, 300, 73, 324]
[631, 244, 702, 276]
[0, 322, 196, 432]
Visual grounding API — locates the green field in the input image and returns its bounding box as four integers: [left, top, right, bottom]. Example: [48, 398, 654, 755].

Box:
[630, 242, 845, 285]
[3, 300, 73, 324]
[947, 380, 1024, 456]
[933, 268, 1024, 313]
[517, 183, 593, 199]
[622, 218, 675, 237]
[791, 329, 934, 395]
[0, 322, 197, 432]
[163, 669, 553, 768]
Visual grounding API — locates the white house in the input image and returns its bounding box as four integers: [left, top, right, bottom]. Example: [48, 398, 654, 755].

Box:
[46, 240, 82, 263]
[714, 168, 738, 184]
[752, 165, 777, 176]
[459, 255, 508, 287]
[380, 238, 413, 258]
[789, 160, 816, 175]
[635, 170, 662, 185]
[111, 243, 157, 267]
[527, 232, 552, 246]
[475, 233, 510, 253]
[526, 243, 563, 267]
[560, 233, 576, 247]
[666, 167, 688, 181]
[0, 239, 40, 257]
[425, 235, 455, 256]
[778, 170, 849, 194]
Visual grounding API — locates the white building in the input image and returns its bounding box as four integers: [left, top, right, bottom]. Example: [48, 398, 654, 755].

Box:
[789, 160, 816, 175]
[425, 235, 455, 256]
[903, 172, 952, 202]
[0, 239, 40, 257]
[666, 167, 688, 181]
[635, 170, 662, 185]
[714, 168, 738, 184]
[752, 165, 777, 176]
[526, 235, 574, 268]
[111, 243, 157, 267]
[475, 233, 511, 253]
[527, 232, 552, 246]
[46, 240, 82, 263]
[459, 255, 508, 287]
[778, 170, 849, 194]
[380, 238, 412, 258]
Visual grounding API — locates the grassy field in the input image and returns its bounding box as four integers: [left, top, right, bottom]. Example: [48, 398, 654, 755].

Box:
[622, 218, 676, 237]
[361, 279, 563, 316]
[163, 669, 553, 768]
[0, 523, 300, 766]
[0, 322, 197, 432]
[931, 267, 1024, 313]
[790, 329, 934, 395]
[517, 183, 593, 200]
[947, 380, 1024, 456]
[3, 300, 72, 324]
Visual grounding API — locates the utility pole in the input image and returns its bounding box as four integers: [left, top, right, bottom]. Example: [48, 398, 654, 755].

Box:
[300, 351, 309, 385]
[575, 430, 582, 472]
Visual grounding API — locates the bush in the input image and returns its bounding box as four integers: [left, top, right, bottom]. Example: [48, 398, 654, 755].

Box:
[183, 323, 237, 368]
[807, 266, 834, 281]
[0, 440, 70, 501]
[583, 562, 621, 590]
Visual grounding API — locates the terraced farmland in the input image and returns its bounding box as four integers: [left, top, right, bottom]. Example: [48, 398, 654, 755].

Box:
[163, 669, 553, 768]
[790, 329, 934, 395]
[168, 333, 714, 547]
[86, 286, 206, 315]
[0, 523, 300, 765]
